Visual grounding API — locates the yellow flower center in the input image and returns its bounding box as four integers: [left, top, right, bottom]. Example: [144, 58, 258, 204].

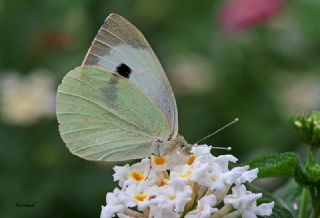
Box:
[134, 193, 148, 202]
[168, 194, 176, 201]
[180, 172, 192, 178]
[211, 175, 219, 181]
[152, 156, 166, 166]
[130, 170, 145, 182]
[187, 154, 196, 165]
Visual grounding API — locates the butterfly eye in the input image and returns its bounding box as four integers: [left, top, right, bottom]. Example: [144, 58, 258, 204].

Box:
[116, 63, 132, 79]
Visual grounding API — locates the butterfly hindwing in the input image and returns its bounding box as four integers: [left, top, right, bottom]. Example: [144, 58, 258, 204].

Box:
[82, 13, 178, 138]
[56, 66, 171, 161]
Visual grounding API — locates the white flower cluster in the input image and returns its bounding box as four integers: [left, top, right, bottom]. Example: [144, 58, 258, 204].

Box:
[0, 70, 55, 125]
[100, 145, 274, 218]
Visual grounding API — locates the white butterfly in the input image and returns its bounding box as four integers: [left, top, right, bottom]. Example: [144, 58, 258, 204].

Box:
[56, 13, 187, 161]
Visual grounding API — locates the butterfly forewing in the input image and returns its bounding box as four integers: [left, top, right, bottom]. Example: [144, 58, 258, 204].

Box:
[82, 13, 178, 138]
[56, 67, 171, 161]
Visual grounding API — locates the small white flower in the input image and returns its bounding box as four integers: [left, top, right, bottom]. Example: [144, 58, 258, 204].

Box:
[204, 156, 241, 192]
[212, 154, 238, 171]
[170, 164, 193, 184]
[224, 185, 262, 211]
[224, 184, 273, 218]
[191, 161, 211, 187]
[191, 144, 212, 158]
[242, 201, 275, 218]
[149, 195, 180, 218]
[114, 158, 156, 187]
[122, 183, 153, 210]
[151, 155, 169, 172]
[148, 183, 192, 217]
[113, 164, 131, 187]
[185, 195, 218, 218]
[150, 152, 187, 172]
[234, 167, 258, 184]
[100, 189, 125, 218]
[172, 185, 193, 213]
[164, 175, 193, 213]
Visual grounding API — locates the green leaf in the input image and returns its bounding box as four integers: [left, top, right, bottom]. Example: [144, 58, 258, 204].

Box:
[274, 179, 302, 217]
[248, 152, 301, 177]
[268, 204, 294, 218]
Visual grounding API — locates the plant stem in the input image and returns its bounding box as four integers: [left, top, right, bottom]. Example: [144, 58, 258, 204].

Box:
[298, 146, 313, 218]
[306, 146, 315, 166]
[298, 188, 309, 218]
[311, 200, 320, 218]
[310, 187, 320, 218]
[312, 205, 320, 218]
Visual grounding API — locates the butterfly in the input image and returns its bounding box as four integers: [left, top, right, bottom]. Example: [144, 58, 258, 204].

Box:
[56, 13, 188, 161]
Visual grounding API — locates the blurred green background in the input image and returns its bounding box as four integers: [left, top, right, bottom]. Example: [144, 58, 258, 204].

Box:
[1, 0, 320, 217]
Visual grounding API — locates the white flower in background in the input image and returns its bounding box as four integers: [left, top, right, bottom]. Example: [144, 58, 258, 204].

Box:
[100, 144, 274, 218]
[167, 54, 215, 95]
[276, 73, 320, 117]
[0, 69, 55, 125]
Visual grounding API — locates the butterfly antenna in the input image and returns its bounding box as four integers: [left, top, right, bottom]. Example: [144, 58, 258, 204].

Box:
[195, 118, 239, 145]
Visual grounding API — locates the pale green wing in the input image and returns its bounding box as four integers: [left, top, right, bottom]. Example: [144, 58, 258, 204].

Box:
[56, 66, 171, 161]
[82, 13, 178, 138]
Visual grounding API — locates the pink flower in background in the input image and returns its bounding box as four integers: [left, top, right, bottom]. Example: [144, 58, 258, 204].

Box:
[218, 0, 285, 32]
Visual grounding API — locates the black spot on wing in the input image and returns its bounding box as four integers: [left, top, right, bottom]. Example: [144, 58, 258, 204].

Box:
[116, 63, 132, 79]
